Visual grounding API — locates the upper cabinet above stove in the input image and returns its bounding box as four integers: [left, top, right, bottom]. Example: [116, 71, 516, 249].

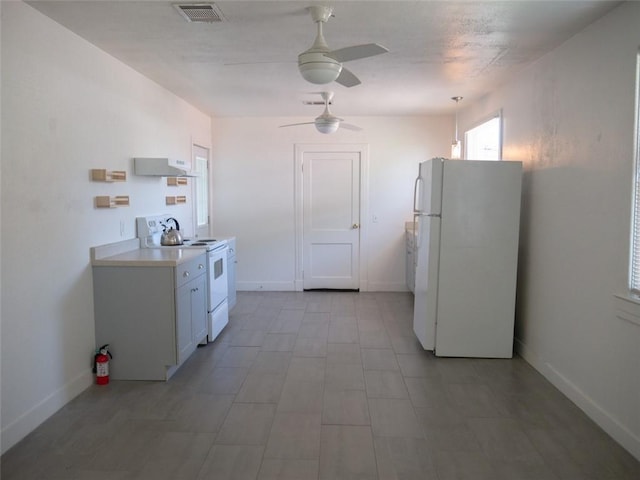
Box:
[133, 157, 195, 177]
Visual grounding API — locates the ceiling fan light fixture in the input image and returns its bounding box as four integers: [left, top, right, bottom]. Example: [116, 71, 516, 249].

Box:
[298, 53, 342, 84]
[315, 118, 340, 134]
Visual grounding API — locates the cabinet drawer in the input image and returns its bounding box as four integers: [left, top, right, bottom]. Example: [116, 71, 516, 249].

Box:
[176, 254, 206, 288]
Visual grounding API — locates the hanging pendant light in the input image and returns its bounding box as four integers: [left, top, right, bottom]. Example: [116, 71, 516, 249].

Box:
[451, 96, 463, 159]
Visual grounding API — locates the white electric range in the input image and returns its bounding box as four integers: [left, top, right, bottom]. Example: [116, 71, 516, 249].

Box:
[136, 215, 229, 343]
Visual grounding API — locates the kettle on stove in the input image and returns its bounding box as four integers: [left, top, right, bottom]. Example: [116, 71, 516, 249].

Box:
[161, 217, 184, 246]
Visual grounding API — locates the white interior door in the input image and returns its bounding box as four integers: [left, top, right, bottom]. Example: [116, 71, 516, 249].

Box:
[302, 151, 361, 290]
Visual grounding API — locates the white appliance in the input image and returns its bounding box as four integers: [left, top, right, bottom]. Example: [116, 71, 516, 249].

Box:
[412, 158, 522, 358]
[133, 157, 195, 177]
[137, 215, 229, 343]
[207, 246, 229, 341]
[226, 237, 237, 310]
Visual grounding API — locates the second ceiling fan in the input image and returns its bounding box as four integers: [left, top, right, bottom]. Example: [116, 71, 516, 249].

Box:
[279, 92, 361, 134]
[298, 5, 388, 87]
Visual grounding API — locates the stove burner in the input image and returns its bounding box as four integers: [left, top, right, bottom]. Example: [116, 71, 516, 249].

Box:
[190, 242, 208, 246]
[198, 239, 217, 242]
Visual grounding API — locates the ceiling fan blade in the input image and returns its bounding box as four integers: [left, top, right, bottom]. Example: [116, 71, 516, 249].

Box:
[224, 61, 294, 67]
[279, 122, 316, 128]
[335, 67, 361, 88]
[340, 123, 362, 131]
[325, 43, 389, 63]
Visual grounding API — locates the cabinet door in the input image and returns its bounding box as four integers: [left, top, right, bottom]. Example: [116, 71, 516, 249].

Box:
[406, 234, 415, 293]
[191, 274, 207, 344]
[406, 247, 415, 293]
[176, 283, 194, 364]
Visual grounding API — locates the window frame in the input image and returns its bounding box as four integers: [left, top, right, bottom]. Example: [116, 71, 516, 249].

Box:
[463, 110, 503, 161]
[628, 51, 640, 295]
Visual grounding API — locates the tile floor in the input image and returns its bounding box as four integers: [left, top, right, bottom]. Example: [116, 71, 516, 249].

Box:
[2, 291, 639, 479]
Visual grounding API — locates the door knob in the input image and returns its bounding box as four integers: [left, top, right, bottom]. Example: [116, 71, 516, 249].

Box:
[352, 223, 360, 229]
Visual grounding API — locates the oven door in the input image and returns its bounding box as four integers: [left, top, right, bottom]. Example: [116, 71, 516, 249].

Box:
[208, 245, 229, 312]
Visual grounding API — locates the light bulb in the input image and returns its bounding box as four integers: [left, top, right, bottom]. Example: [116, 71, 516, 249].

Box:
[451, 140, 461, 159]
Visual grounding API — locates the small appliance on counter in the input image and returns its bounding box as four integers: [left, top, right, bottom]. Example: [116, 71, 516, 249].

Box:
[137, 214, 229, 343]
[160, 217, 184, 245]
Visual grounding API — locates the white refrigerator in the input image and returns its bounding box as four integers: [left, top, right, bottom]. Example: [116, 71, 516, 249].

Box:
[412, 158, 522, 358]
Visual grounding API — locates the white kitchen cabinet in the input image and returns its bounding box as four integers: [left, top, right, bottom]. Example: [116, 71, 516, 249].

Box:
[176, 273, 207, 364]
[406, 228, 416, 293]
[93, 252, 207, 380]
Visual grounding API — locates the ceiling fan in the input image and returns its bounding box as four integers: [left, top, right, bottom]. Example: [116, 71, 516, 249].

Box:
[298, 5, 388, 87]
[279, 92, 361, 134]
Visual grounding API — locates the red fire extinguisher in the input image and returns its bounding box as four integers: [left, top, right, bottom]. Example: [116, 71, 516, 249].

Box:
[93, 344, 112, 385]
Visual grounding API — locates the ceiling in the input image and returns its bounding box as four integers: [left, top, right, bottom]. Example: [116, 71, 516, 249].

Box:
[26, 1, 620, 118]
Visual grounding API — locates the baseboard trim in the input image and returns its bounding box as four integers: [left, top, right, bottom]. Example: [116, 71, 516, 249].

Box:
[366, 282, 410, 292]
[237, 281, 296, 292]
[515, 338, 640, 461]
[1, 369, 93, 454]
[239, 281, 408, 293]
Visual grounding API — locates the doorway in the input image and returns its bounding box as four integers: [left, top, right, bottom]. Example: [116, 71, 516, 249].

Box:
[294, 144, 369, 291]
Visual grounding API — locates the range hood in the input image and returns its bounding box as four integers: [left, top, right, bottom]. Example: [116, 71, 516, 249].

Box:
[133, 157, 195, 177]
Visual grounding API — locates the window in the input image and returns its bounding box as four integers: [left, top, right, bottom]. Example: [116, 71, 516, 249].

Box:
[192, 144, 210, 238]
[629, 52, 640, 295]
[464, 113, 502, 160]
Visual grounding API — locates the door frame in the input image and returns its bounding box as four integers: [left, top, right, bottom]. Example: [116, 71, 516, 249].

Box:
[294, 143, 370, 292]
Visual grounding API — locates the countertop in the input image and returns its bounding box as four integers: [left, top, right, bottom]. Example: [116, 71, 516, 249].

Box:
[91, 239, 205, 267]
[92, 248, 205, 267]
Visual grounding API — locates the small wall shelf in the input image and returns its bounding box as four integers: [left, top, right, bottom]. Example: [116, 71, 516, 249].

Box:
[167, 177, 188, 186]
[166, 195, 187, 205]
[91, 169, 127, 182]
[96, 195, 130, 208]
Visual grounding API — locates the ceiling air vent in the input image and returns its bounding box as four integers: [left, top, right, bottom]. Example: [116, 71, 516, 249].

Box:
[303, 101, 333, 106]
[173, 3, 224, 23]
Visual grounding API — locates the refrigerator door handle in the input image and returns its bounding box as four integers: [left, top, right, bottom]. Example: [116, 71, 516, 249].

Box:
[412, 176, 422, 213]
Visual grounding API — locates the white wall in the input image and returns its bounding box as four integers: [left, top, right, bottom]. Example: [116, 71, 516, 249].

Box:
[0, 2, 211, 453]
[210, 116, 451, 291]
[459, 2, 640, 459]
